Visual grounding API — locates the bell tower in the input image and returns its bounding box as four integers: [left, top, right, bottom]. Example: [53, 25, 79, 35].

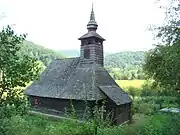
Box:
[78, 5, 105, 66]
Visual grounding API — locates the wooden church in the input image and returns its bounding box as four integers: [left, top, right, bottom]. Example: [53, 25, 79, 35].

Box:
[24, 6, 132, 125]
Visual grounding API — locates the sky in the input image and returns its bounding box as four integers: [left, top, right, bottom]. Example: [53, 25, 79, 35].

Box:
[0, 0, 166, 53]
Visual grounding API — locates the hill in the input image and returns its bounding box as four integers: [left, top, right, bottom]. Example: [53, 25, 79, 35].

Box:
[104, 51, 146, 69]
[20, 41, 64, 66]
[104, 51, 146, 80]
[57, 50, 145, 69]
[20, 42, 146, 80]
[57, 49, 112, 57]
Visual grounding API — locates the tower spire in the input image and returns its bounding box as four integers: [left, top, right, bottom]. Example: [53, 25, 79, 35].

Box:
[79, 4, 105, 66]
[87, 3, 98, 31]
[90, 3, 95, 21]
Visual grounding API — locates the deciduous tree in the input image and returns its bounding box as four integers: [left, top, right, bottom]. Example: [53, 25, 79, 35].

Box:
[0, 25, 43, 102]
[144, 0, 180, 98]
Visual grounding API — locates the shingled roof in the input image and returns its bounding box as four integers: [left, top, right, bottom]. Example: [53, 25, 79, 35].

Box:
[99, 85, 132, 105]
[78, 31, 105, 41]
[25, 57, 131, 105]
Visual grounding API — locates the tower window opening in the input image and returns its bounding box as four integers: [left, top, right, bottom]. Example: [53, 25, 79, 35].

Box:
[88, 40, 93, 44]
[84, 49, 90, 59]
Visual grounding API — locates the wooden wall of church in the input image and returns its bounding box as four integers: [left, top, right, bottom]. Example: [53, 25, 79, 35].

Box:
[114, 103, 132, 125]
[28, 96, 131, 125]
[28, 96, 92, 118]
[105, 98, 132, 125]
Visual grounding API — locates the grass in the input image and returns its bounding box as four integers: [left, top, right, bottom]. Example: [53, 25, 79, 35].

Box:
[1, 115, 94, 135]
[0, 114, 144, 135]
[2, 112, 180, 135]
[116, 80, 145, 88]
[1, 95, 179, 135]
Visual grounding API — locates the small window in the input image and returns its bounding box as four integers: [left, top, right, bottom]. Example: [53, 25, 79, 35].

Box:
[88, 40, 92, 44]
[84, 49, 90, 59]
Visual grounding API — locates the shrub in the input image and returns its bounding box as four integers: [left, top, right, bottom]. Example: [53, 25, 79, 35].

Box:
[141, 82, 158, 96]
[126, 86, 140, 99]
[132, 101, 155, 115]
[0, 97, 29, 119]
[138, 113, 180, 135]
[140, 80, 176, 97]
[0, 115, 30, 135]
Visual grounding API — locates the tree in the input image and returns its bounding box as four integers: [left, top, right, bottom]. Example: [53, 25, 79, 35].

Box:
[144, 42, 180, 93]
[150, 0, 180, 45]
[144, 0, 180, 97]
[19, 40, 63, 66]
[0, 25, 43, 102]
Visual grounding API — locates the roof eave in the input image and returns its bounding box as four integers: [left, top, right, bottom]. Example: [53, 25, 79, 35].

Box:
[78, 36, 105, 41]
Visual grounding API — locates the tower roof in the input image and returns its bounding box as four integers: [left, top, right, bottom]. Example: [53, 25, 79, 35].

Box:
[78, 31, 105, 41]
[87, 4, 98, 31]
[79, 4, 105, 41]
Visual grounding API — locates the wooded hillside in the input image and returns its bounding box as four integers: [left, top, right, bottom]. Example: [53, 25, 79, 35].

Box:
[56, 50, 146, 70]
[104, 51, 146, 80]
[20, 41, 146, 80]
[20, 41, 64, 66]
[104, 51, 145, 69]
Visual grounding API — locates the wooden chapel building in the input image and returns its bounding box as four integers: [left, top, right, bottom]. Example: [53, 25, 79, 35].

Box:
[24, 6, 132, 125]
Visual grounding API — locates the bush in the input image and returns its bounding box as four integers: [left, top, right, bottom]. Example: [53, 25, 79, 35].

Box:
[0, 88, 29, 119]
[140, 80, 177, 97]
[141, 82, 158, 96]
[126, 86, 140, 99]
[0, 115, 30, 135]
[0, 97, 29, 119]
[132, 101, 155, 115]
[132, 96, 178, 115]
[138, 113, 180, 135]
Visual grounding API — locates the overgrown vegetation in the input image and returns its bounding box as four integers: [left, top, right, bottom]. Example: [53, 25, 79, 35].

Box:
[0, 110, 179, 135]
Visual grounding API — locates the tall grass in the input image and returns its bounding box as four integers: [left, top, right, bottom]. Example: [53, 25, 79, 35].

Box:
[1, 112, 179, 135]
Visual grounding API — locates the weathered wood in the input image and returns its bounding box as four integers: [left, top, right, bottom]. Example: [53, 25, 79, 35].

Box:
[25, 7, 132, 125]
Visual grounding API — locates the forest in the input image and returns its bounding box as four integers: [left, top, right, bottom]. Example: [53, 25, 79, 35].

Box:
[0, 0, 180, 135]
[19, 40, 63, 66]
[18, 41, 146, 80]
[105, 51, 145, 80]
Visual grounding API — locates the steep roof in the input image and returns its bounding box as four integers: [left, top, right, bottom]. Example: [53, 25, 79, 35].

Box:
[99, 85, 132, 105]
[25, 57, 131, 104]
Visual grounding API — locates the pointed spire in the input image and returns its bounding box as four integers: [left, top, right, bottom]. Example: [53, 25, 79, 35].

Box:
[90, 3, 95, 21]
[87, 3, 98, 31]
